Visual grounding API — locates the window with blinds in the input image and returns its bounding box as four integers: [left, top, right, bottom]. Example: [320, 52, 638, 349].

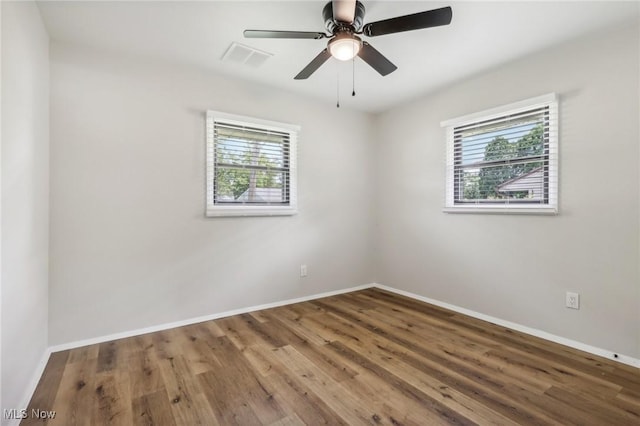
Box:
[442, 94, 558, 214]
[206, 111, 299, 217]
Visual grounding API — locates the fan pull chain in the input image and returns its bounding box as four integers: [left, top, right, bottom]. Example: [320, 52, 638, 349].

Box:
[336, 65, 340, 108]
[352, 55, 356, 97]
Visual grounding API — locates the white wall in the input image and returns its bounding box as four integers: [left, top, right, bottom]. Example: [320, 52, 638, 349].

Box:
[49, 43, 375, 345]
[1, 0, 3, 415]
[374, 23, 640, 358]
[1, 0, 50, 416]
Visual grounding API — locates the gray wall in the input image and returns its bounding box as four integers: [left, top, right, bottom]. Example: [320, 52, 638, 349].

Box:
[48, 43, 375, 345]
[373, 23, 640, 358]
[1, 1, 50, 416]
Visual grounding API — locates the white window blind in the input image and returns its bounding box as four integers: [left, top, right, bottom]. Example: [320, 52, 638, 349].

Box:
[206, 111, 299, 217]
[442, 94, 558, 214]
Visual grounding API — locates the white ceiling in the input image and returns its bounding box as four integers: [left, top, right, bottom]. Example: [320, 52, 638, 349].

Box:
[37, 1, 638, 113]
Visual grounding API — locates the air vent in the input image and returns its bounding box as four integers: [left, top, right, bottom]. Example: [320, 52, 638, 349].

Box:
[221, 42, 272, 68]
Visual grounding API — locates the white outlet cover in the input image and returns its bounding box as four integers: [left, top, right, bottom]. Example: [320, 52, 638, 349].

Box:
[566, 292, 580, 309]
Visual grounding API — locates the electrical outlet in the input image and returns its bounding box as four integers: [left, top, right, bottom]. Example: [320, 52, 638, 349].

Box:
[300, 264, 308, 278]
[566, 292, 580, 309]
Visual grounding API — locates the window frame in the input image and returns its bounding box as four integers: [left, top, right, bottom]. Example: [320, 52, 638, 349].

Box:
[206, 110, 299, 217]
[441, 93, 559, 215]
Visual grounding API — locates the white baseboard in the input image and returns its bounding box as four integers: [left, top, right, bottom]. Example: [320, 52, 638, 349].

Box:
[372, 283, 640, 369]
[7, 348, 54, 426]
[48, 283, 374, 353]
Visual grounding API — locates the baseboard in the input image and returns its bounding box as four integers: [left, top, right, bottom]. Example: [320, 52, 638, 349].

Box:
[6, 347, 54, 426]
[372, 283, 640, 369]
[49, 283, 375, 353]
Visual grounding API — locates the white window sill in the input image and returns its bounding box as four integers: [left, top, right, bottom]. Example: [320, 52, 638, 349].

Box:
[206, 206, 297, 217]
[443, 206, 558, 215]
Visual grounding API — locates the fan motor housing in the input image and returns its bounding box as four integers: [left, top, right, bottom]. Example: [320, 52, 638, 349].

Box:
[323, 1, 366, 33]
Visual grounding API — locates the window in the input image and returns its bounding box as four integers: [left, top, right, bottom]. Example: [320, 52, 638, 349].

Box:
[442, 93, 558, 214]
[206, 111, 299, 217]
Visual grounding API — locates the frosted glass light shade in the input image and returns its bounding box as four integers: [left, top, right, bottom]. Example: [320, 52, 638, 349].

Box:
[329, 35, 361, 61]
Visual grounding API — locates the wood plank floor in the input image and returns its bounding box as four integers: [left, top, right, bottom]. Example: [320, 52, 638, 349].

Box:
[23, 288, 640, 425]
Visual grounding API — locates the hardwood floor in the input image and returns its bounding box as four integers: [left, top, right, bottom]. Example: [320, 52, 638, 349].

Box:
[23, 288, 640, 425]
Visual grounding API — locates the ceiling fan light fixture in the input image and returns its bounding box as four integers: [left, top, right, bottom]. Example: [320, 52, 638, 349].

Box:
[328, 33, 362, 61]
[245, 3, 453, 79]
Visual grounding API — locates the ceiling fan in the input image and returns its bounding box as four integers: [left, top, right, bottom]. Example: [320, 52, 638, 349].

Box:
[244, 0, 452, 80]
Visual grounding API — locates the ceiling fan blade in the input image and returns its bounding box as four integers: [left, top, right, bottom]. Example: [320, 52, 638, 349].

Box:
[358, 42, 397, 76]
[333, 0, 356, 23]
[294, 48, 332, 80]
[244, 30, 327, 40]
[362, 6, 452, 37]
